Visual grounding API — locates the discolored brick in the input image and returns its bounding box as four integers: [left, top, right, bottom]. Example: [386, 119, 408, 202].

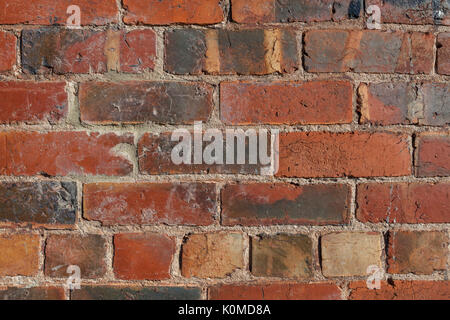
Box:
[72, 286, 201, 300]
[416, 133, 450, 177]
[0, 31, 16, 72]
[0, 234, 40, 276]
[0, 287, 65, 300]
[437, 33, 450, 75]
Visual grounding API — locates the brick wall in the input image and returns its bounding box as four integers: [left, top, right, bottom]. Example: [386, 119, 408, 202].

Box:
[0, 0, 448, 300]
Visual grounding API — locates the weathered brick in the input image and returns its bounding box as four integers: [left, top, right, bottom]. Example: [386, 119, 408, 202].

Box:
[222, 183, 350, 226]
[0, 82, 67, 124]
[0, 181, 77, 228]
[0, 287, 65, 300]
[79, 81, 213, 124]
[0, 131, 133, 176]
[220, 81, 353, 125]
[72, 286, 201, 300]
[437, 33, 450, 75]
[182, 232, 244, 278]
[114, 233, 175, 280]
[0, 0, 118, 25]
[366, 0, 450, 25]
[321, 232, 382, 277]
[349, 280, 450, 300]
[45, 234, 107, 279]
[0, 234, 40, 276]
[252, 234, 313, 278]
[209, 283, 342, 300]
[0, 31, 16, 72]
[388, 231, 448, 275]
[357, 182, 450, 224]
[416, 133, 450, 177]
[278, 132, 411, 178]
[232, 0, 362, 23]
[359, 82, 449, 126]
[123, 0, 223, 25]
[84, 183, 216, 226]
[165, 29, 298, 75]
[304, 30, 434, 74]
[22, 28, 156, 74]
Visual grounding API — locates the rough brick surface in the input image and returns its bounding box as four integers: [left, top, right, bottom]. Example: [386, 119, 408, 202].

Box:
[321, 232, 382, 277]
[165, 29, 298, 75]
[181, 233, 244, 278]
[251, 234, 313, 278]
[209, 283, 342, 300]
[0, 31, 16, 72]
[45, 234, 107, 278]
[0, 287, 65, 300]
[437, 33, 450, 75]
[79, 81, 213, 124]
[72, 286, 201, 300]
[220, 81, 353, 125]
[0, 234, 40, 276]
[0, 82, 67, 124]
[416, 133, 450, 177]
[349, 281, 450, 300]
[222, 183, 350, 226]
[0, 181, 77, 228]
[357, 182, 450, 224]
[84, 183, 216, 226]
[278, 132, 411, 178]
[123, 0, 223, 25]
[305, 30, 434, 74]
[387, 231, 448, 275]
[113, 233, 175, 280]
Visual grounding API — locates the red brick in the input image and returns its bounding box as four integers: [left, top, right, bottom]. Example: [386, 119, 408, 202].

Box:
[22, 29, 155, 74]
[357, 182, 450, 224]
[0, 234, 40, 276]
[0, 82, 67, 124]
[165, 29, 298, 75]
[222, 183, 350, 226]
[220, 81, 353, 125]
[232, 0, 362, 23]
[388, 231, 448, 275]
[45, 234, 107, 279]
[182, 232, 244, 278]
[113, 233, 175, 280]
[84, 183, 216, 226]
[416, 133, 450, 177]
[79, 81, 213, 124]
[0, 131, 133, 176]
[349, 281, 450, 300]
[123, 0, 223, 25]
[0, 287, 65, 300]
[304, 30, 434, 74]
[437, 33, 450, 75]
[278, 132, 411, 178]
[209, 283, 342, 300]
[0, 31, 16, 72]
[0, 0, 118, 25]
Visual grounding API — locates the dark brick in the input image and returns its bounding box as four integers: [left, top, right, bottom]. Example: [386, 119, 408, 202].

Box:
[437, 33, 450, 75]
[71, 286, 201, 300]
[222, 183, 350, 226]
[0, 181, 77, 228]
[0, 287, 65, 300]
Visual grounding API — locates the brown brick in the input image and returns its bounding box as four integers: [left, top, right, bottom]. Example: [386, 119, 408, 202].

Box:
[278, 132, 411, 178]
[304, 30, 434, 74]
[123, 0, 223, 25]
[0, 287, 65, 300]
[0, 31, 16, 72]
[437, 33, 450, 75]
[357, 182, 450, 224]
[165, 29, 298, 75]
[251, 234, 313, 278]
[182, 232, 244, 278]
[220, 81, 353, 125]
[79, 81, 213, 124]
[222, 183, 350, 226]
[209, 283, 342, 300]
[0, 131, 133, 176]
[416, 133, 450, 177]
[114, 233, 175, 280]
[321, 232, 382, 277]
[84, 183, 216, 226]
[0, 181, 77, 228]
[349, 280, 450, 300]
[388, 231, 448, 275]
[45, 234, 107, 279]
[0, 234, 40, 276]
